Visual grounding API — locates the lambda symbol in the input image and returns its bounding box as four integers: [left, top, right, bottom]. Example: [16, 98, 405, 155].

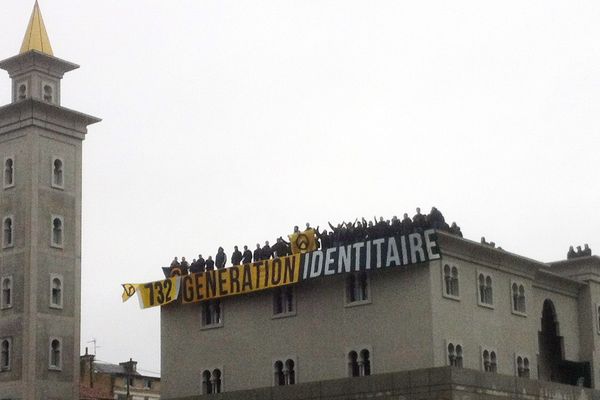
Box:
[295, 233, 310, 252]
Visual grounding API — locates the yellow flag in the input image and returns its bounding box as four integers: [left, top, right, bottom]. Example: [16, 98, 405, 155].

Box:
[289, 228, 317, 254]
[121, 283, 138, 302]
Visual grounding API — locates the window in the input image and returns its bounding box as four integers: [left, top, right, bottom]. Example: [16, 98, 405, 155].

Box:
[273, 287, 295, 316]
[52, 158, 63, 188]
[515, 355, 530, 378]
[274, 359, 296, 386]
[1, 276, 12, 309]
[596, 304, 600, 334]
[0, 338, 11, 371]
[17, 83, 27, 101]
[511, 281, 526, 315]
[3, 158, 14, 188]
[202, 368, 222, 394]
[346, 272, 369, 304]
[481, 348, 497, 373]
[477, 272, 493, 307]
[50, 275, 63, 309]
[43, 84, 53, 103]
[447, 342, 463, 368]
[49, 338, 62, 370]
[3, 217, 13, 248]
[144, 379, 152, 389]
[201, 300, 222, 327]
[442, 264, 459, 299]
[51, 216, 63, 248]
[348, 348, 371, 377]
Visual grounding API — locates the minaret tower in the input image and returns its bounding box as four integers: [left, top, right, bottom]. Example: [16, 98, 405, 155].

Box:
[0, 3, 100, 399]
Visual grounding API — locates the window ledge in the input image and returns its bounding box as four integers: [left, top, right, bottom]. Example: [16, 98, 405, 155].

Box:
[49, 304, 63, 310]
[0, 367, 11, 372]
[2, 244, 14, 250]
[51, 184, 64, 191]
[48, 366, 62, 371]
[345, 299, 372, 308]
[200, 323, 224, 331]
[442, 293, 460, 302]
[511, 310, 527, 318]
[50, 243, 64, 249]
[272, 311, 297, 319]
[0, 305, 12, 310]
[477, 302, 495, 310]
[3, 184, 14, 190]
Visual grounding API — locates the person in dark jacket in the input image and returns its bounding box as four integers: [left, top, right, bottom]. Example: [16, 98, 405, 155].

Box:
[242, 245, 252, 264]
[215, 247, 227, 269]
[412, 208, 426, 232]
[231, 246, 242, 265]
[567, 246, 576, 259]
[196, 254, 206, 272]
[205, 256, 215, 271]
[180, 257, 190, 275]
[253, 243, 262, 262]
[262, 241, 273, 260]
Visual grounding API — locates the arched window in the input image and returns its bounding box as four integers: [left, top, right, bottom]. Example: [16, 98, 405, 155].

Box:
[447, 342, 463, 367]
[518, 285, 526, 313]
[3, 217, 13, 248]
[52, 217, 63, 247]
[43, 84, 53, 103]
[0, 339, 10, 371]
[479, 274, 485, 303]
[490, 351, 497, 373]
[202, 370, 212, 394]
[211, 369, 222, 393]
[478, 273, 493, 306]
[359, 349, 371, 376]
[49, 338, 62, 369]
[348, 351, 359, 377]
[18, 83, 27, 101]
[347, 272, 369, 303]
[444, 265, 452, 295]
[50, 276, 63, 308]
[274, 361, 284, 386]
[443, 265, 460, 298]
[4, 158, 14, 188]
[485, 276, 493, 304]
[52, 158, 63, 188]
[1, 277, 12, 309]
[284, 359, 295, 385]
[483, 350, 490, 372]
[451, 267, 459, 296]
[455, 345, 463, 368]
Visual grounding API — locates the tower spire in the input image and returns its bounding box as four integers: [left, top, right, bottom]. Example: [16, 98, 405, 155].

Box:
[20, 1, 54, 56]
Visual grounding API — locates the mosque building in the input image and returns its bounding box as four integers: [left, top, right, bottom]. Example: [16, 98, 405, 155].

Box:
[0, 3, 99, 399]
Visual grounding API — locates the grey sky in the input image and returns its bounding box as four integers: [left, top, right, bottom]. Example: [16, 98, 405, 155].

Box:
[1, 0, 599, 375]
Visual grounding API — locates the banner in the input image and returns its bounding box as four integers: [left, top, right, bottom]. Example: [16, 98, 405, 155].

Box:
[131, 276, 181, 309]
[289, 229, 317, 254]
[124, 229, 441, 309]
[181, 254, 301, 304]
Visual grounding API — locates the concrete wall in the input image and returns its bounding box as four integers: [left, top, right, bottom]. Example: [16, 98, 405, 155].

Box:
[161, 261, 435, 398]
[161, 366, 600, 400]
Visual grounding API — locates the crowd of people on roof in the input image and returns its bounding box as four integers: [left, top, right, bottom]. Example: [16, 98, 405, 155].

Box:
[567, 244, 592, 259]
[166, 207, 463, 276]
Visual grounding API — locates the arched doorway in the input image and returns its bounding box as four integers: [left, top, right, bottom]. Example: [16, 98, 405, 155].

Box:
[538, 299, 590, 387]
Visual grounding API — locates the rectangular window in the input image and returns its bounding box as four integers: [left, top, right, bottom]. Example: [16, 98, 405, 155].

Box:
[144, 379, 152, 389]
[345, 272, 370, 306]
[201, 300, 223, 328]
[273, 287, 295, 317]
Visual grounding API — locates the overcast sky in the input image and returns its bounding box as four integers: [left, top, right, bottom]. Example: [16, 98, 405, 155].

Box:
[1, 0, 599, 375]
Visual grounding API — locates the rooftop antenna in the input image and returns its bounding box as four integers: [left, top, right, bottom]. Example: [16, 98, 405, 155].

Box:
[87, 338, 101, 355]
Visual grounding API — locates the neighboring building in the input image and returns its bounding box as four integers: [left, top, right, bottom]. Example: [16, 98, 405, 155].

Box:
[161, 230, 600, 399]
[0, 3, 99, 400]
[80, 352, 161, 400]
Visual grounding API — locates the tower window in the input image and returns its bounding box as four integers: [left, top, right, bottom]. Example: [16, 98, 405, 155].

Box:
[201, 300, 222, 328]
[17, 83, 27, 101]
[447, 342, 463, 368]
[273, 287, 295, 316]
[516, 355, 530, 378]
[49, 338, 62, 370]
[478, 273, 493, 307]
[346, 272, 369, 304]
[274, 359, 296, 386]
[202, 368, 222, 394]
[3, 216, 14, 248]
[0, 338, 11, 371]
[43, 84, 53, 103]
[1, 276, 12, 309]
[511, 282, 527, 315]
[52, 158, 64, 188]
[348, 348, 371, 377]
[51, 216, 63, 248]
[3, 158, 14, 188]
[50, 275, 63, 309]
[442, 264, 460, 299]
